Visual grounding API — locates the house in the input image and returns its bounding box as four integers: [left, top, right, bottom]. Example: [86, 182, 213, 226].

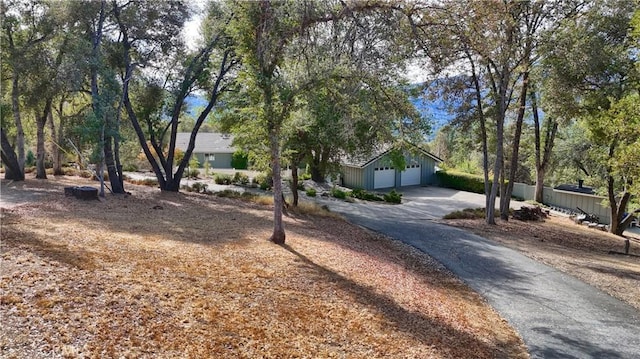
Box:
[341, 146, 442, 190]
[175, 132, 235, 168]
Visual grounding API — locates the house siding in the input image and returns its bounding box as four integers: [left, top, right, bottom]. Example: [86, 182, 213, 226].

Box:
[342, 166, 366, 189]
[342, 151, 440, 190]
[193, 152, 233, 169]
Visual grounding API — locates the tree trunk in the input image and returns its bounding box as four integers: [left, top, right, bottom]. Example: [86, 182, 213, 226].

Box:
[11, 75, 25, 173]
[48, 105, 63, 175]
[501, 70, 529, 220]
[531, 86, 557, 204]
[269, 124, 286, 244]
[534, 168, 545, 203]
[466, 51, 491, 219]
[36, 99, 53, 179]
[103, 135, 125, 193]
[291, 158, 299, 207]
[1, 130, 24, 181]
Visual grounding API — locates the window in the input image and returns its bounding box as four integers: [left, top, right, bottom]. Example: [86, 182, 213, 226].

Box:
[205, 153, 215, 161]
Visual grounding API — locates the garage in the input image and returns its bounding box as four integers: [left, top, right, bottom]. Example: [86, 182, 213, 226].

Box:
[401, 164, 421, 186]
[341, 145, 442, 191]
[374, 166, 396, 189]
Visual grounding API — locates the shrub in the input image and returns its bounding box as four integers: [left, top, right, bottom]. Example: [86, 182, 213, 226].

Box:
[331, 188, 347, 199]
[189, 169, 200, 179]
[26, 150, 36, 167]
[214, 174, 232, 185]
[383, 189, 402, 204]
[443, 208, 488, 219]
[253, 172, 272, 190]
[436, 170, 490, 194]
[190, 182, 209, 193]
[79, 170, 92, 178]
[349, 188, 383, 201]
[122, 163, 138, 172]
[232, 172, 250, 185]
[231, 151, 249, 170]
[306, 188, 317, 197]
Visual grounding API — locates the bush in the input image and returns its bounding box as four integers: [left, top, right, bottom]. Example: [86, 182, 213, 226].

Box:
[122, 163, 138, 172]
[383, 189, 402, 204]
[232, 172, 250, 185]
[26, 150, 36, 167]
[331, 188, 347, 199]
[306, 188, 317, 197]
[231, 151, 249, 170]
[191, 182, 209, 193]
[214, 173, 232, 185]
[189, 169, 200, 179]
[349, 188, 383, 201]
[436, 170, 490, 194]
[443, 207, 488, 219]
[79, 170, 93, 178]
[253, 172, 272, 190]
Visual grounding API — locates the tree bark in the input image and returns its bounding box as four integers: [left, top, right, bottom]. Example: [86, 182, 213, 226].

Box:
[501, 70, 529, 220]
[11, 75, 25, 173]
[36, 98, 53, 179]
[291, 158, 299, 207]
[532, 88, 557, 203]
[49, 102, 63, 175]
[103, 135, 125, 193]
[1, 130, 24, 181]
[269, 123, 286, 244]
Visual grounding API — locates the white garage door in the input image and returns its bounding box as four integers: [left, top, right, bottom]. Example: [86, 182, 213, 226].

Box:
[374, 167, 395, 189]
[401, 164, 421, 186]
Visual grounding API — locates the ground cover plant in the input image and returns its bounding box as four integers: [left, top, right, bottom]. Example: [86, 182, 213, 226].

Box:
[0, 175, 527, 358]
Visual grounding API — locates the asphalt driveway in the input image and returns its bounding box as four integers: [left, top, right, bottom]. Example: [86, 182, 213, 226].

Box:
[316, 186, 640, 359]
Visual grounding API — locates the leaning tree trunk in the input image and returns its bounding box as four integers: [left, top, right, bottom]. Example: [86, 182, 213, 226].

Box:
[1, 130, 24, 181]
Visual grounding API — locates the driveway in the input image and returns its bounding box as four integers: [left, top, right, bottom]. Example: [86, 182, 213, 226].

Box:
[316, 186, 640, 359]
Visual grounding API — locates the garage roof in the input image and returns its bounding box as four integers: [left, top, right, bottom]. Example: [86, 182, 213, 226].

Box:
[175, 132, 235, 154]
[343, 143, 442, 168]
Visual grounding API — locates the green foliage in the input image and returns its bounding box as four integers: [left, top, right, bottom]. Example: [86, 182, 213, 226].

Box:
[214, 174, 232, 185]
[122, 163, 138, 172]
[349, 188, 384, 202]
[305, 188, 317, 197]
[231, 151, 248, 170]
[183, 182, 209, 194]
[188, 169, 200, 179]
[383, 189, 402, 204]
[25, 150, 36, 167]
[203, 161, 211, 176]
[189, 156, 200, 169]
[253, 172, 272, 189]
[330, 188, 347, 199]
[436, 170, 489, 194]
[443, 208, 487, 220]
[232, 172, 250, 185]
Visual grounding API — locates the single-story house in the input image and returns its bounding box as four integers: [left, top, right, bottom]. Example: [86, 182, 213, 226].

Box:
[341, 146, 443, 190]
[175, 132, 235, 168]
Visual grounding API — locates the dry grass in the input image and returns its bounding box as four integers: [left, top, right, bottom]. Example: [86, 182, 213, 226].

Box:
[442, 216, 640, 310]
[0, 175, 528, 359]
